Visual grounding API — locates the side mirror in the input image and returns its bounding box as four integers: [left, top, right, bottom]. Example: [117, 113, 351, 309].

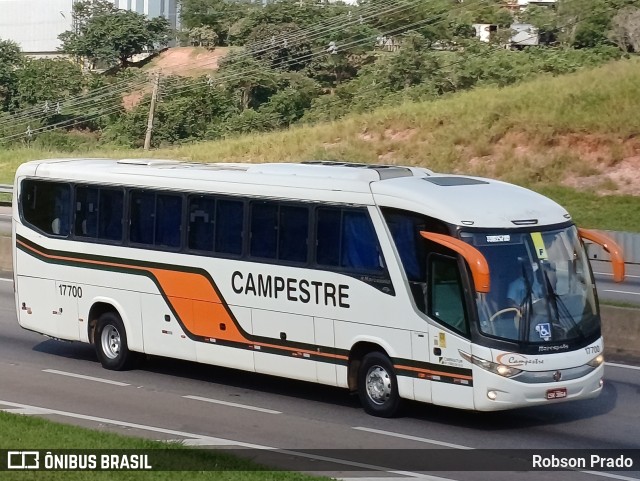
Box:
[578, 228, 625, 283]
[420, 231, 490, 293]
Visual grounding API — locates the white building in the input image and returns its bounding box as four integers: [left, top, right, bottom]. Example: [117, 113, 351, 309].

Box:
[0, 0, 178, 56]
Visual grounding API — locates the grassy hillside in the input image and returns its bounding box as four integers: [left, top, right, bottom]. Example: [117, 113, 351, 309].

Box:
[2, 58, 640, 230]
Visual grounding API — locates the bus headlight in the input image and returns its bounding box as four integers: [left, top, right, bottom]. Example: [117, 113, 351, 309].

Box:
[587, 354, 604, 367]
[459, 351, 522, 378]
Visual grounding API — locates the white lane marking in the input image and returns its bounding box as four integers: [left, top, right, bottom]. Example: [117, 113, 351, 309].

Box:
[183, 394, 281, 414]
[1, 407, 48, 415]
[594, 272, 640, 279]
[0, 399, 442, 479]
[606, 362, 640, 371]
[43, 369, 130, 386]
[580, 472, 640, 481]
[603, 290, 640, 296]
[353, 427, 472, 450]
[0, 278, 13, 283]
[354, 427, 640, 480]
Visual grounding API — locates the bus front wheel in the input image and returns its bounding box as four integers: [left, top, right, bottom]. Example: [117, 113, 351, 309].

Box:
[95, 312, 135, 371]
[358, 352, 401, 417]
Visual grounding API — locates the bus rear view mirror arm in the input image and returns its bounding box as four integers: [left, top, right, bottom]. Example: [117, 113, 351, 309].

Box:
[578, 228, 625, 283]
[419, 231, 491, 294]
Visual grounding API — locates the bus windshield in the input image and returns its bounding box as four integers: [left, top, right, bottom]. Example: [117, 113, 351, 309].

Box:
[460, 227, 598, 344]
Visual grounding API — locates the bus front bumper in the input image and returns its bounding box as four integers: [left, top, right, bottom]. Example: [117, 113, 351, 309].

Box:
[471, 364, 604, 411]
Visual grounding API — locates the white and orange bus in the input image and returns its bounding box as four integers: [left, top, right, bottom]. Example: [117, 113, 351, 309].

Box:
[12, 159, 624, 416]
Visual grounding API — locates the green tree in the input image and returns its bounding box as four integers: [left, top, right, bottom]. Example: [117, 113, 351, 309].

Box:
[59, 0, 170, 68]
[13, 59, 85, 109]
[216, 53, 280, 110]
[0, 39, 24, 111]
[188, 26, 219, 48]
[556, 0, 640, 48]
[257, 72, 320, 126]
[179, 0, 248, 45]
[521, 5, 559, 45]
[609, 6, 640, 52]
[246, 23, 312, 71]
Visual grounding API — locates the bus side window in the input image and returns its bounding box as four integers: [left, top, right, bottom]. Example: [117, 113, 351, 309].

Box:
[22, 180, 71, 237]
[75, 186, 98, 237]
[130, 191, 155, 245]
[316, 207, 384, 272]
[250, 201, 278, 259]
[279, 205, 309, 263]
[428, 255, 468, 335]
[98, 189, 123, 242]
[342, 210, 383, 271]
[156, 194, 182, 248]
[215, 199, 243, 256]
[316, 208, 341, 266]
[188, 195, 215, 252]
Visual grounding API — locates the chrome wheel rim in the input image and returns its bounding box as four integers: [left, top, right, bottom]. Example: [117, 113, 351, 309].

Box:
[365, 365, 391, 405]
[101, 325, 121, 360]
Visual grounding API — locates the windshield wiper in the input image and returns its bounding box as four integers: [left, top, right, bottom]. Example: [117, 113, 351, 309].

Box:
[518, 261, 534, 343]
[542, 268, 585, 339]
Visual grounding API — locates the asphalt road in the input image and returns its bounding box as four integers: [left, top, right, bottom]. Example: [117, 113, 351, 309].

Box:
[0, 281, 639, 481]
[592, 261, 640, 306]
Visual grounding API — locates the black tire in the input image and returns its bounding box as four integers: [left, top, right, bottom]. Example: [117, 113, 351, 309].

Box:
[357, 351, 402, 417]
[95, 312, 135, 371]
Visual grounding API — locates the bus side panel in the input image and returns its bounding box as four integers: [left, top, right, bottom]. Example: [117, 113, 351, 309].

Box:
[195, 305, 255, 372]
[141, 293, 196, 362]
[15, 243, 79, 341]
[335, 321, 415, 401]
[314, 317, 337, 386]
[253, 309, 317, 383]
[17, 275, 58, 338]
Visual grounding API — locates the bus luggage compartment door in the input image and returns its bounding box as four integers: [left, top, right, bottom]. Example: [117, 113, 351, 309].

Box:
[252, 309, 317, 383]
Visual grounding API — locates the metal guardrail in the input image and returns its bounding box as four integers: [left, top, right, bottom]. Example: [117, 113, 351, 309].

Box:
[0, 183, 638, 263]
[585, 231, 640, 265]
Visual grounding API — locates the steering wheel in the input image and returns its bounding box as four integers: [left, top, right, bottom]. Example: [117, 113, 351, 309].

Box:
[489, 307, 522, 323]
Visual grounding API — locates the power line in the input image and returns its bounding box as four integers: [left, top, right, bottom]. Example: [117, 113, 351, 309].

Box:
[0, 0, 616, 143]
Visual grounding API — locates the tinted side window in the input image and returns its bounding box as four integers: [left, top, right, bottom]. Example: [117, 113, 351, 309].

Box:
[316, 208, 383, 272]
[250, 201, 278, 259]
[130, 191, 182, 248]
[21, 180, 71, 237]
[316, 208, 341, 266]
[75, 186, 99, 238]
[188, 196, 215, 252]
[279, 205, 308, 263]
[429, 255, 468, 335]
[156, 194, 182, 248]
[75, 187, 123, 241]
[341, 210, 382, 271]
[215, 199, 244, 255]
[98, 189, 124, 241]
[130, 191, 155, 245]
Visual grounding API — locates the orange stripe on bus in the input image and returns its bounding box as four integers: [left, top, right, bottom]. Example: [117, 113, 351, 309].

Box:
[395, 364, 472, 381]
[17, 239, 250, 344]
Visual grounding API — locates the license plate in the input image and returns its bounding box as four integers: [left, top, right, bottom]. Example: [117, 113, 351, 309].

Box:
[546, 388, 567, 400]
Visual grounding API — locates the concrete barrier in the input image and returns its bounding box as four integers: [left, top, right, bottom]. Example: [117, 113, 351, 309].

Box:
[601, 305, 640, 360]
[0, 236, 10, 273]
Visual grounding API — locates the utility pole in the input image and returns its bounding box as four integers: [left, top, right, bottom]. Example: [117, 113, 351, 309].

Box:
[144, 73, 160, 151]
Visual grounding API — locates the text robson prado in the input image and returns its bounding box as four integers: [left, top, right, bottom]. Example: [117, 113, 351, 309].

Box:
[532, 455, 634, 469]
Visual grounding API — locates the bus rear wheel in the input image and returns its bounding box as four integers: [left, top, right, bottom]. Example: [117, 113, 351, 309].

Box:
[95, 312, 135, 371]
[358, 352, 401, 417]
